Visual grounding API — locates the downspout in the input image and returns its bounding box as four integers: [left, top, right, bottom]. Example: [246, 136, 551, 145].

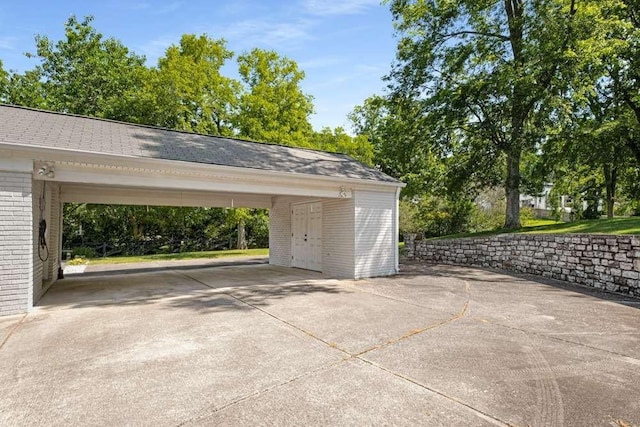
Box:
[394, 186, 401, 273]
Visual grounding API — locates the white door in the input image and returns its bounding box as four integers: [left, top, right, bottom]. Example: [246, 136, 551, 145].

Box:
[291, 202, 322, 271]
[292, 204, 308, 269]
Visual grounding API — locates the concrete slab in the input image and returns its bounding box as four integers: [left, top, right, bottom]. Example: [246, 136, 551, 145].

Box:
[1, 262, 639, 426]
[0, 313, 24, 348]
[364, 318, 640, 426]
[188, 358, 497, 426]
[419, 264, 640, 358]
[0, 281, 344, 425]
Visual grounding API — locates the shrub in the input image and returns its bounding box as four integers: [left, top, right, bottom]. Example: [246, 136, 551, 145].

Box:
[71, 247, 96, 259]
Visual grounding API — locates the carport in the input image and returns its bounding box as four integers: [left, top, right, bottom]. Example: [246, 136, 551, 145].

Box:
[0, 104, 404, 316]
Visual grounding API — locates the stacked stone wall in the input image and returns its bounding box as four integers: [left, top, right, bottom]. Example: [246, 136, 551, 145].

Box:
[406, 234, 640, 297]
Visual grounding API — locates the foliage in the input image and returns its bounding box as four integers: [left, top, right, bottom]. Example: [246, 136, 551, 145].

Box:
[139, 34, 240, 135]
[608, 0, 640, 163]
[400, 195, 475, 238]
[469, 188, 507, 232]
[310, 127, 374, 165]
[384, 0, 599, 229]
[71, 247, 97, 259]
[350, 95, 446, 198]
[62, 203, 270, 255]
[0, 60, 7, 99]
[25, 15, 146, 119]
[236, 48, 314, 146]
[4, 70, 47, 107]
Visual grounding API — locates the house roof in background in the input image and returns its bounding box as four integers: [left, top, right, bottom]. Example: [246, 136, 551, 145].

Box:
[0, 104, 400, 184]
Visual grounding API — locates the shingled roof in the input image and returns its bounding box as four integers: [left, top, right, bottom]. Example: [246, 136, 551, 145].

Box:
[0, 104, 399, 183]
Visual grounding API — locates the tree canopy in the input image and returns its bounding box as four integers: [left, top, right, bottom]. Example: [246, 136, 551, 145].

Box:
[236, 48, 314, 146]
[140, 34, 240, 136]
[383, 0, 601, 228]
[26, 15, 146, 119]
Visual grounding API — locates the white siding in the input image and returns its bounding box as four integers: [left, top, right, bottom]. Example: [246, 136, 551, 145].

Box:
[0, 172, 33, 315]
[322, 198, 355, 278]
[354, 190, 397, 278]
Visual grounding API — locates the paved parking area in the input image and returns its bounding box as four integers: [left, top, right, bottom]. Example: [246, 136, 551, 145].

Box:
[1, 262, 639, 426]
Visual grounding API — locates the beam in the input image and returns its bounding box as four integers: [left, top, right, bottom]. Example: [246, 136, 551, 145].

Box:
[60, 185, 273, 208]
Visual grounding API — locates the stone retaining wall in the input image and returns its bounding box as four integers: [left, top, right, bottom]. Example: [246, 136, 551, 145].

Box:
[406, 234, 640, 297]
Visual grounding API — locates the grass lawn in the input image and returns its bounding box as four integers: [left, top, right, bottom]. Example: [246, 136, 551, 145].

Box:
[434, 217, 640, 240]
[86, 248, 269, 265]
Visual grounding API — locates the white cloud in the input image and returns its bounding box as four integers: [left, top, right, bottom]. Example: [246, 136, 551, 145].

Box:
[218, 18, 315, 50]
[153, 1, 184, 15]
[107, 1, 181, 14]
[298, 55, 344, 70]
[0, 36, 17, 50]
[136, 36, 176, 65]
[302, 0, 381, 16]
[308, 63, 386, 88]
[108, 1, 151, 11]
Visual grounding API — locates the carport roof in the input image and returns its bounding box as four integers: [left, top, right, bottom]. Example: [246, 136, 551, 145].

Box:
[0, 104, 400, 184]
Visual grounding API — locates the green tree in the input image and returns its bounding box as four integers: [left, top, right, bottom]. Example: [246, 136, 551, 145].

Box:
[350, 95, 450, 198]
[310, 127, 374, 165]
[141, 34, 240, 135]
[236, 48, 314, 146]
[535, 0, 640, 219]
[27, 15, 146, 119]
[4, 70, 47, 108]
[609, 0, 640, 163]
[386, 0, 596, 229]
[0, 60, 7, 100]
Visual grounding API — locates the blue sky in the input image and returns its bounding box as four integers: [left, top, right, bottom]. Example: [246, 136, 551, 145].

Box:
[0, 0, 397, 131]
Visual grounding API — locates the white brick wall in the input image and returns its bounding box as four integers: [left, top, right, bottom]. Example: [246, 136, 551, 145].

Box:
[32, 181, 61, 301]
[354, 190, 397, 278]
[0, 172, 34, 316]
[45, 184, 61, 294]
[322, 198, 355, 278]
[32, 180, 44, 298]
[269, 197, 294, 267]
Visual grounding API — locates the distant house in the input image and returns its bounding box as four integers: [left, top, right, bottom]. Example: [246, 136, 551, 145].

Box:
[520, 183, 602, 219]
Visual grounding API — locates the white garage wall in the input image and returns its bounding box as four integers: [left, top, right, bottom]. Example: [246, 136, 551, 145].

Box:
[269, 197, 293, 268]
[0, 171, 34, 316]
[32, 180, 62, 303]
[354, 190, 397, 278]
[322, 198, 355, 278]
[32, 180, 44, 299]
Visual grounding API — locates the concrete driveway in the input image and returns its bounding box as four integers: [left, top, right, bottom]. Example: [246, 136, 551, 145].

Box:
[1, 262, 639, 426]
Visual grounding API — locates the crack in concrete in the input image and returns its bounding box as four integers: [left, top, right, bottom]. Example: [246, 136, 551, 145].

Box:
[176, 358, 346, 426]
[353, 280, 471, 357]
[357, 357, 510, 426]
[486, 320, 640, 364]
[173, 270, 354, 356]
[0, 314, 28, 351]
[173, 271, 513, 426]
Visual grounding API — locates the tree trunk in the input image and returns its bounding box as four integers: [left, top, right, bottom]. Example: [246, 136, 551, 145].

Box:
[236, 218, 247, 250]
[504, 150, 522, 229]
[604, 163, 617, 219]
